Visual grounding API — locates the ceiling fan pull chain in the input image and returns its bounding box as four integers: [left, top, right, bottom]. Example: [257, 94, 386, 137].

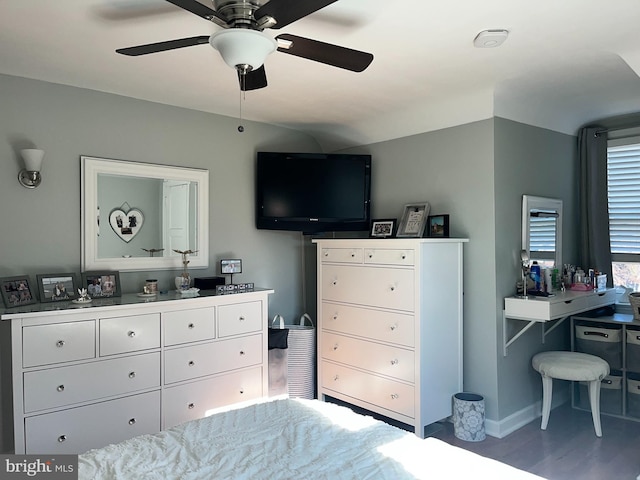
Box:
[238, 81, 245, 133]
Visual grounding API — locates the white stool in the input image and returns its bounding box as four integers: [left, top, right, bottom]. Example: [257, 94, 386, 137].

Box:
[532, 351, 610, 437]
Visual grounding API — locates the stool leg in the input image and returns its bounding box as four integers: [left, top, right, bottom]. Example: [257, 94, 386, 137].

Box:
[588, 379, 603, 437]
[540, 375, 553, 430]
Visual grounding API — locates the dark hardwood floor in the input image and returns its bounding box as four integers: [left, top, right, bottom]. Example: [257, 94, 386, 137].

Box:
[430, 404, 640, 480]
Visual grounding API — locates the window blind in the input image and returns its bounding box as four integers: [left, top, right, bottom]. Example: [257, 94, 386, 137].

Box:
[607, 143, 640, 255]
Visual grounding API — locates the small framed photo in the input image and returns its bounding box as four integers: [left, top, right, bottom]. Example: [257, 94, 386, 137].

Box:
[396, 202, 430, 238]
[81, 271, 121, 298]
[370, 219, 397, 238]
[221, 259, 242, 274]
[1, 276, 37, 308]
[428, 214, 450, 238]
[36, 273, 78, 302]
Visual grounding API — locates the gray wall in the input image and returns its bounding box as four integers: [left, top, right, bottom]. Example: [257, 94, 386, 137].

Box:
[335, 118, 578, 427]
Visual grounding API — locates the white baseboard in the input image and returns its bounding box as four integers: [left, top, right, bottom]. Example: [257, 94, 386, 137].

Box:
[485, 389, 571, 439]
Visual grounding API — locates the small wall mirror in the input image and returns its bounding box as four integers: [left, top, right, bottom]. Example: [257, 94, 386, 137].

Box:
[522, 195, 563, 268]
[82, 156, 209, 272]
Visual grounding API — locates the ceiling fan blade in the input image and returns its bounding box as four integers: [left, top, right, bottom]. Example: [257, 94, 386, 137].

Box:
[238, 66, 268, 91]
[255, 0, 338, 29]
[116, 36, 210, 56]
[276, 34, 373, 72]
[164, 0, 226, 23]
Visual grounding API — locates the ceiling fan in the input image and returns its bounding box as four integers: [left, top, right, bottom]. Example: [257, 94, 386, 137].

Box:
[116, 0, 374, 91]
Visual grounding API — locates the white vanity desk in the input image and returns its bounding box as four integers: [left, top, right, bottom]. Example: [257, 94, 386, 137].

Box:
[1, 288, 273, 454]
[503, 288, 616, 356]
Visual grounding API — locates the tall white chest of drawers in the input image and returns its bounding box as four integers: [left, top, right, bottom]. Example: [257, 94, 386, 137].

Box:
[1, 289, 272, 454]
[313, 238, 467, 438]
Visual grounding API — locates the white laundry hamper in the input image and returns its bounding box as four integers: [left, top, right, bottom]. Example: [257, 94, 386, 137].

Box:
[286, 313, 316, 399]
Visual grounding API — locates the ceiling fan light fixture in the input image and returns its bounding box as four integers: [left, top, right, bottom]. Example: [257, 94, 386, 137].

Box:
[210, 29, 276, 72]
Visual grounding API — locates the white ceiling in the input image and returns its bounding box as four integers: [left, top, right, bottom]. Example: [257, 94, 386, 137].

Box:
[2, 0, 640, 151]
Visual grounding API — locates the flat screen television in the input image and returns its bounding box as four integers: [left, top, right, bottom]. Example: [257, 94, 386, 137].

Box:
[256, 151, 372, 234]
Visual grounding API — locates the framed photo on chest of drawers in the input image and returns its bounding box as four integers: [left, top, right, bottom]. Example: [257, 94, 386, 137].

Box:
[313, 238, 468, 438]
[1, 289, 273, 454]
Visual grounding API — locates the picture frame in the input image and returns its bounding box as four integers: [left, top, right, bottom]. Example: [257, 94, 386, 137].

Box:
[36, 273, 78, 302]
[221, 259, 242, 274]
[0, 275, 37, 308]
[81, 271, 121, 298]
[428, 214, 450, 238]
[396, 202, 430, 238]
[370, 219, 397, 238]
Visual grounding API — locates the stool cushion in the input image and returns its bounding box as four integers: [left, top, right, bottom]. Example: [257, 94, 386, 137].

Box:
[532, 351, 609, 382]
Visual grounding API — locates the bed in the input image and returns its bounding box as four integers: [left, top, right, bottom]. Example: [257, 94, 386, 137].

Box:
[79, 397, 545, 479]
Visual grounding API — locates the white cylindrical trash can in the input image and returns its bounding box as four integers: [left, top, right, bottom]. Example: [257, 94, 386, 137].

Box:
[453, 392, 486, 441]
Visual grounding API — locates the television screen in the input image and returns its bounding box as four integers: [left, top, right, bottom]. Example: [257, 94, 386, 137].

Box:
[256, 152, 372, 233]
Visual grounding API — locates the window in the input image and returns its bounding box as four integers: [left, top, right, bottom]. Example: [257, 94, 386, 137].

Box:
[607, 141, 640, 290]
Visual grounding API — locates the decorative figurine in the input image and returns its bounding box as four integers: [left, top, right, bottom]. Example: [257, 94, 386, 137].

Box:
[173, 249, 198, 290]
[142, 248, 164, 257]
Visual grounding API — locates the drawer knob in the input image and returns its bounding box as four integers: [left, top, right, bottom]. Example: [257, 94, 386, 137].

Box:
[391, 393, 399, 400]
[332, 314, 338, 321]
[390, 286, 395, 292]
[188, 360, 195, 367]
[188, 323, 195, 329]
[239, 316, 245, 321]
[128, 331, 136, 338]
[188, 403, 195, 409]
[58, 435, 67, 443]
[390, 359, 398, 365]
[129, 371, 136, 379]
[324, 251, 329, 257]
[351, 253, 355, 257]
[390, 324, 397, 331]
[128, 418, 136, 425]
[57, 385, 65, 392]
[56, 340, 65, 348]
[333, 375, 339, 381]
[401, 254, 406, 260]
[332, 280, 337, 286]
[239, 350, 246, 356]
[333, 344, 339, 351]
[240, 389, 245, 395]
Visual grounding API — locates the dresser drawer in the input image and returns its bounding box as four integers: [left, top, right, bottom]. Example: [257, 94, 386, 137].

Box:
[164, 308, 215, 346]
[364, 248, 414, 266]
[164, 334, 262, 384]
[24, 391, 160, 454]
[99, 313, 160, 356]
[321, 265, 414, 311]
[321, 361, 414, 418]
[322, 302, 414, 347]
[589, 289, 616, 309]
[163, 366, 263, 429]
[322, 332, 414, 383]
[23, 352, 160, 413]
[320, 248, 363, 264]
[218, 301, 262, 337]
[23, 321, 96, 368]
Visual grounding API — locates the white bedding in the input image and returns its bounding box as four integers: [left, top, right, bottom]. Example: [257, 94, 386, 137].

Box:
[79, 398, 544, 480]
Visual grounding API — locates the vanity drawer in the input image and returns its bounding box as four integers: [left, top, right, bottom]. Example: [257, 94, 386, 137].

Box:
[163, 366, 263, 429]
[24, 391, 160, 454]
[23, 352, 160, 413]
[364, 248, 414, 266]
[322, 302, 414, 347]
[322, 332, 414, 383]
[321, 361, 414, 419]
[164, 334, 263, 384]
[218, 301, 262, 338]
[99, 313, 160, 356]
[23, 321, 96, 368]
[320, 248, 364, 264]
[164, 308, 215, 346]
[589, 289, 616, 309]
[321, 265, 414, 311]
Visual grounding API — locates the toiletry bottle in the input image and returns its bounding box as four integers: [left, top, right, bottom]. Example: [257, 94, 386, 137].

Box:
[531, 261, 541, 291]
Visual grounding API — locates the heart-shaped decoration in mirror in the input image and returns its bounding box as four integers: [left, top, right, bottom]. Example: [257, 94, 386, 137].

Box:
[109, 206, 144, 243]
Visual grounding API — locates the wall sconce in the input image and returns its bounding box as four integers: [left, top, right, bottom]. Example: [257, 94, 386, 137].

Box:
[18, 149, 44, 189]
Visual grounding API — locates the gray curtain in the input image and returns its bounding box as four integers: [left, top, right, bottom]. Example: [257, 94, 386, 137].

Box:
[578, 126, 612, 285]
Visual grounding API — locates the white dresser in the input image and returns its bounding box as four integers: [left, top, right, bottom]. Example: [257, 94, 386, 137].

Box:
[313, 238, 467, 438]
[1, 289, 272, 454]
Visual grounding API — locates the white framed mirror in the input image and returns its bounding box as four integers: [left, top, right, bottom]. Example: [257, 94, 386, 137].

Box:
[522, 195, 563, 268]
[81, 156, 209, 272]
